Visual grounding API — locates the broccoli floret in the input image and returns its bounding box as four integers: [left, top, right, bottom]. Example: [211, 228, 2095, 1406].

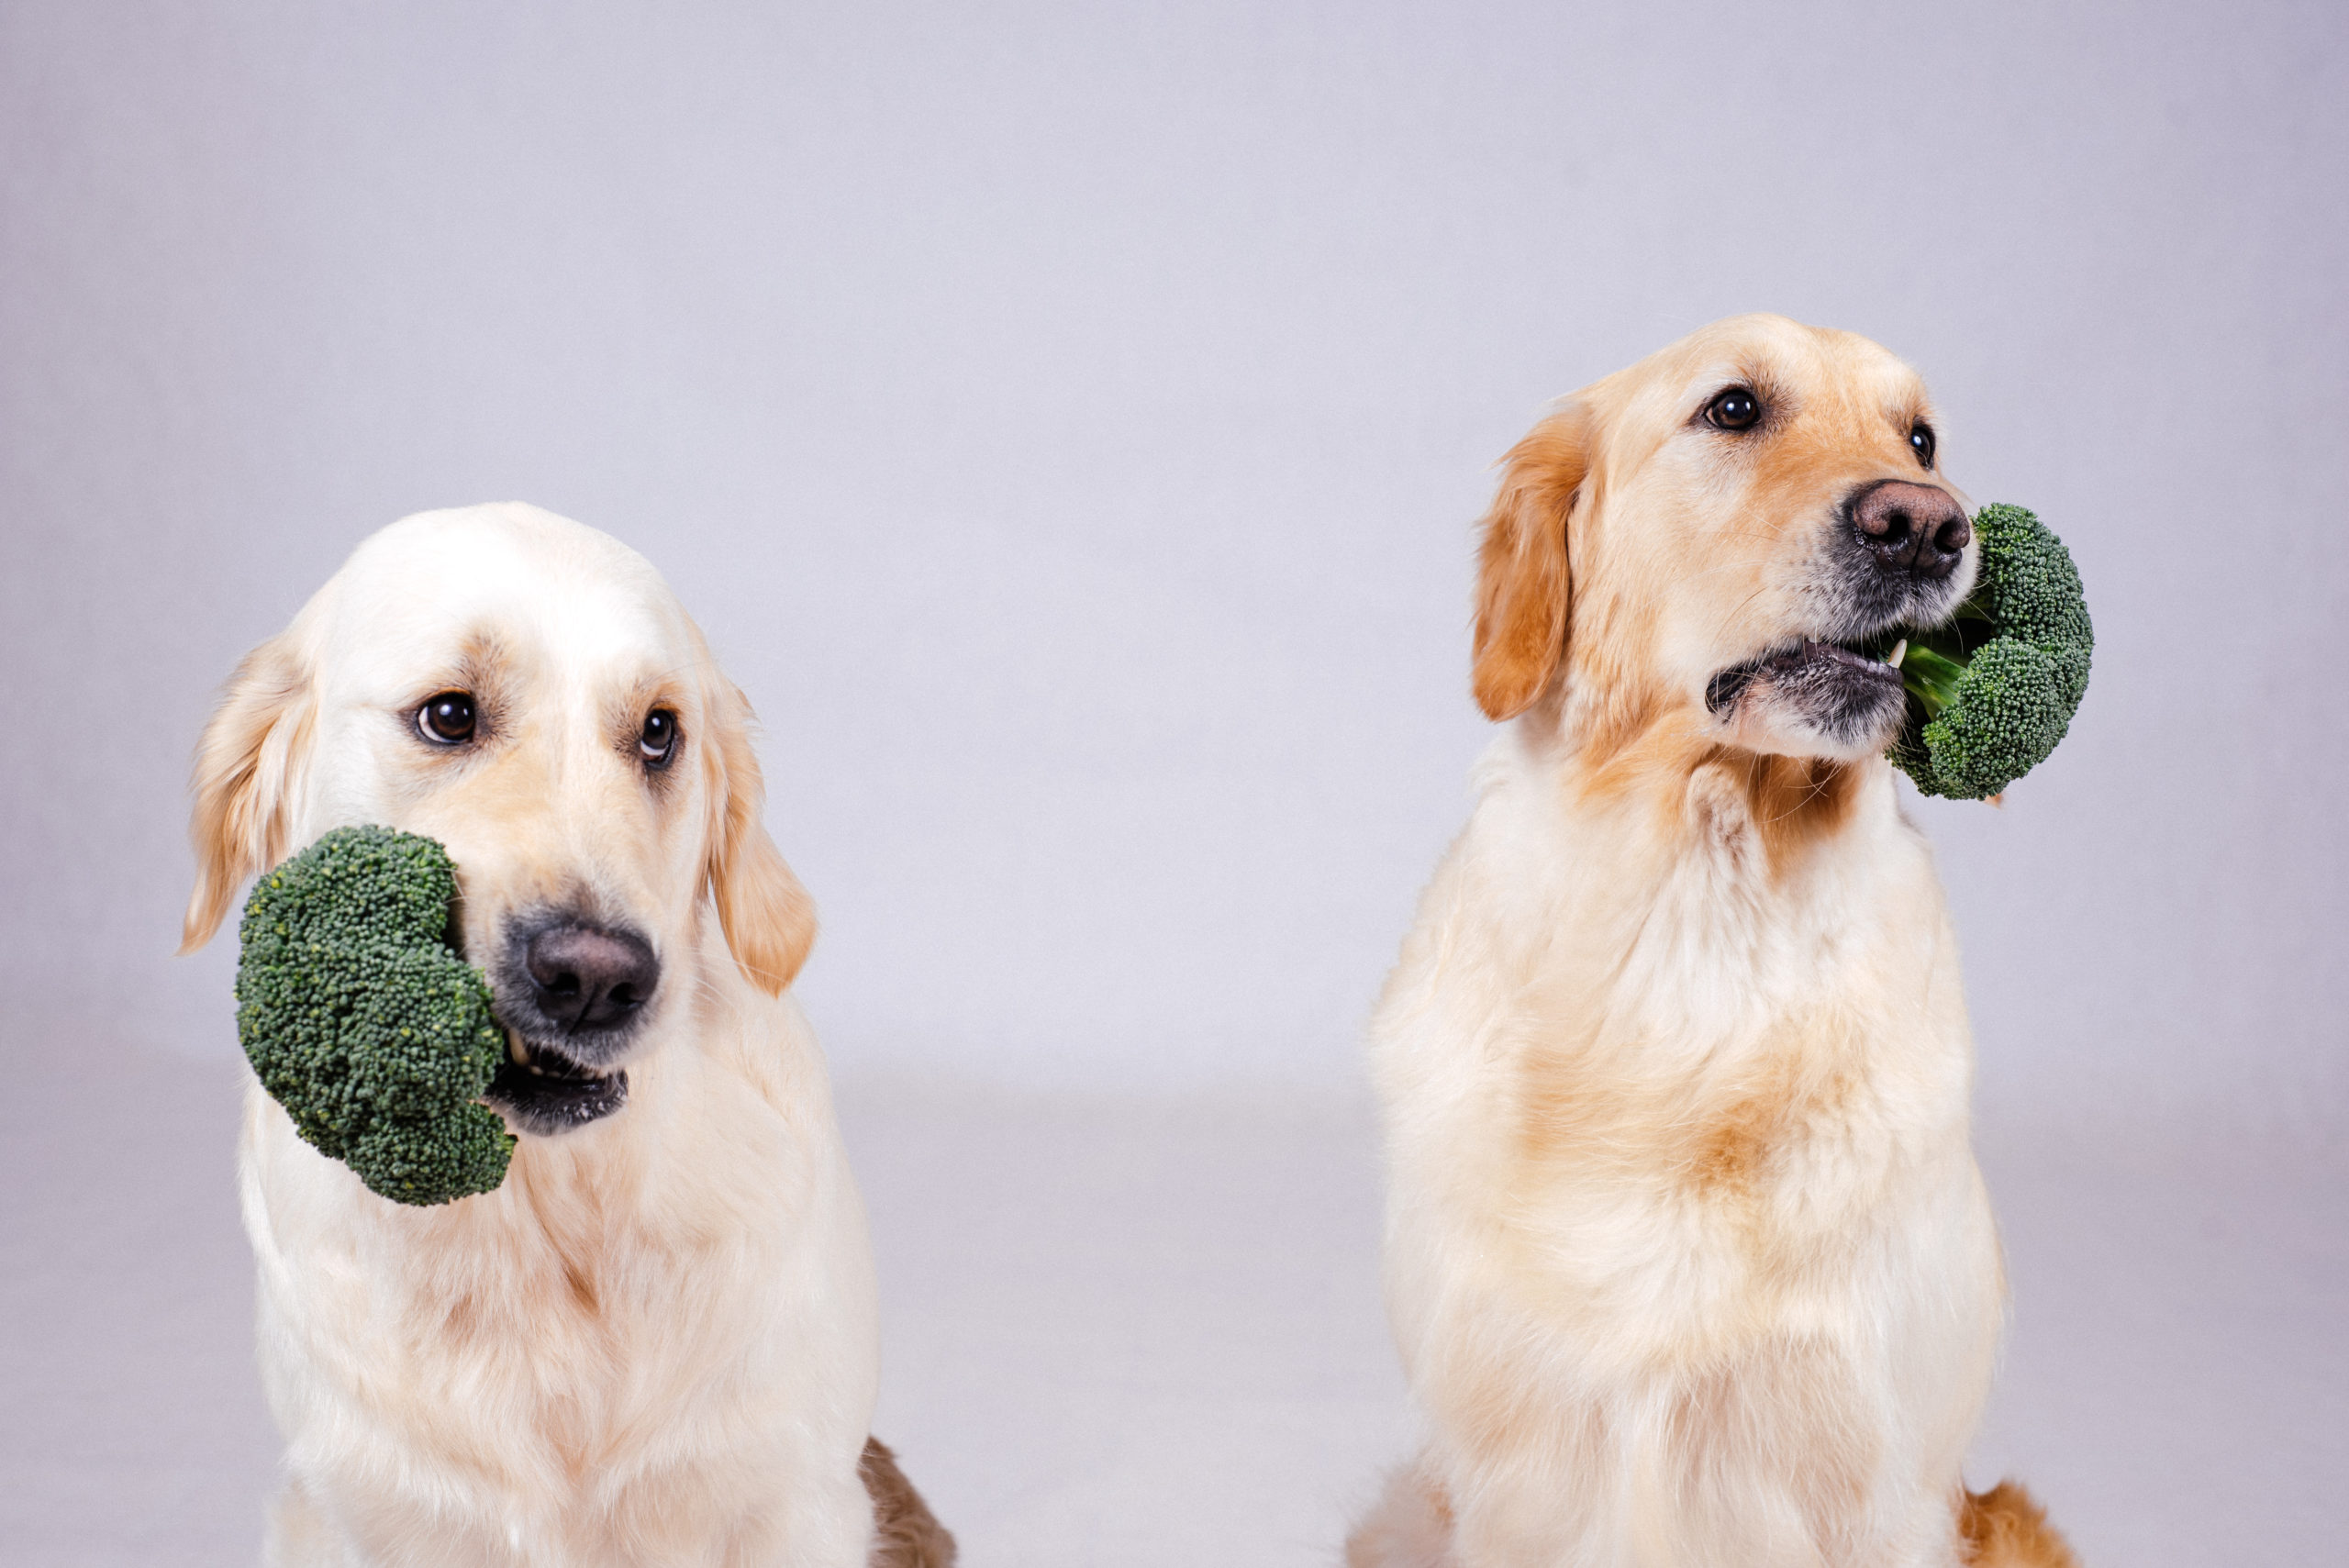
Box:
[235, 826, 514, 1205]
[1882, 504, 2094, 800]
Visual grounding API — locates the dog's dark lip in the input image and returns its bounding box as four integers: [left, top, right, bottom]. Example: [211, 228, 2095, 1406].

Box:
[483, 1035, 629, 1134]
[1706, 639, 1904, 717]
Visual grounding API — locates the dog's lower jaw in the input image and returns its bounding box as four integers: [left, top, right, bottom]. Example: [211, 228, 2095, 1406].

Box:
[1706, 639, 1908, 762]
[484, 1037, 629, 1136]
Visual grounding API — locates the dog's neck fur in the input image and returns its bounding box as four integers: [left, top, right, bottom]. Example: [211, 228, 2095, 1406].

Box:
[1388, 681, 1976, 1236]
[1486, 682, 1892, 952]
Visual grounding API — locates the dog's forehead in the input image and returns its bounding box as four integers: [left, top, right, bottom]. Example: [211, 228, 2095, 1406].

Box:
[1579, 317, 1924, 473]
[1665, 315, 1921, 406]
[313, 503, 691, 687]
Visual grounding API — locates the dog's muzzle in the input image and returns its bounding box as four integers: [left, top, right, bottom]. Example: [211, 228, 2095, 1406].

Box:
[483, 914, 658, 1137]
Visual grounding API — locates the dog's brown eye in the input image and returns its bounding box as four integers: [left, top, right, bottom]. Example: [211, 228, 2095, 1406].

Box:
[417, 692, 476, 745]
[639, 708, 678, 769]
[1706, 387, 1762, 431]
[1909, 422, 1936, 469]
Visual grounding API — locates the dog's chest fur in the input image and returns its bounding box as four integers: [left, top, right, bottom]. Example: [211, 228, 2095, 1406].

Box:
[1373, 735, 2000, 1563]
[240, 991, 879, 1567]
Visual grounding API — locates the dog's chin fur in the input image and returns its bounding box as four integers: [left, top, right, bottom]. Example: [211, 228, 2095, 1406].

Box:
[1351, 317, 2075, 1568]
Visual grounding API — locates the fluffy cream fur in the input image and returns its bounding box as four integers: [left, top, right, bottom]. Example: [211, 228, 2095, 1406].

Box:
[184, 504, 920, 1567]
[1349, 318, 2076, 1567]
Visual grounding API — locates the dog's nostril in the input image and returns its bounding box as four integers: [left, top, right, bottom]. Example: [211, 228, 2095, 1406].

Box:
[1932, 515, 1972, 554]
[524, 923, 660, 1031]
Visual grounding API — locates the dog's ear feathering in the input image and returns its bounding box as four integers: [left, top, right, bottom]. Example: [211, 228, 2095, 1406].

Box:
[183, 635, 316, 953]
[704, 678, 817, 997]
[1472, 403, 1592, 721]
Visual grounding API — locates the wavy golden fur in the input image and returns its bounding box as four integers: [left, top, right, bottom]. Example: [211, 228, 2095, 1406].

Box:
[1351, 317, 2075, 1567]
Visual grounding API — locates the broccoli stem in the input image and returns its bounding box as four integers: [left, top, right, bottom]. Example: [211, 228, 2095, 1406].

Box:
[1899, 644, 1968, 718]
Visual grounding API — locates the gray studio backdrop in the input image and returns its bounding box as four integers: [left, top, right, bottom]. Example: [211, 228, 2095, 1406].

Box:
[4, 0, 2343, 1119]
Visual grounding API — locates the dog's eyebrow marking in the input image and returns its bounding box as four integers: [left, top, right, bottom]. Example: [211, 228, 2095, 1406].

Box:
[604, 662, 696, 728]
[1885, 393, 1931, 429]
[405, 628, 519, 703]
[1687, 361, 1798, 428]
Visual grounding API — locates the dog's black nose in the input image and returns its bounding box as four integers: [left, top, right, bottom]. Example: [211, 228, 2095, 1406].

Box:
[524, 923, 659, 1030]
[1851, 480, 1970, 581]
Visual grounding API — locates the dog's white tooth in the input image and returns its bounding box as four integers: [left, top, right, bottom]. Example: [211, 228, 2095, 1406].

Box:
[507, 1029, 529, 1065]
[1887, 639, 1908, 668]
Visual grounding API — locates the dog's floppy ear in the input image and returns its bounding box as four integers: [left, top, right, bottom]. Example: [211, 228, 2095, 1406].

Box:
[1472, 403, 1593, 721]
[703, 678, 818, 997]
[182, 635, 315, 952]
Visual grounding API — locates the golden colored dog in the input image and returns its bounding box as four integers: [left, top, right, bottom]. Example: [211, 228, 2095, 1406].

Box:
[1348, 317, 2076, 1567]
[184, 505, 952, 1567]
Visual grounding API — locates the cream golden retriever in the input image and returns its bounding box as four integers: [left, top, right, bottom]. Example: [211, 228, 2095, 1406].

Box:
[1347, 317, 2077, 1568]
[182, 504, 952, 1568]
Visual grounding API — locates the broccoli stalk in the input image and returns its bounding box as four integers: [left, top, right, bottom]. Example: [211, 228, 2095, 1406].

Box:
[1876, 504, 2094, 801]
[1891, 641, 1968, 718]
[235, 826, 514, 1205]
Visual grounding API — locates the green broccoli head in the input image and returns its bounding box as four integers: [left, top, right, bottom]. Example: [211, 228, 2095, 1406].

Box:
[1884, 504, 2094, 800]
[235, 826, 514, 1205]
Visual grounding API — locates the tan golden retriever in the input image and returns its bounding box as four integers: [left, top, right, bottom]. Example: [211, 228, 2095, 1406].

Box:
[1347, 317, 2077, 1568]
[182, 504, 952, 1568]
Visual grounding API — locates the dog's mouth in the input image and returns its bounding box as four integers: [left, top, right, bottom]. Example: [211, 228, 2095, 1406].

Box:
[484, 1033, 629, 1136]
[1704, 635, 1912, 754]
[1705, 638, 1906, 715]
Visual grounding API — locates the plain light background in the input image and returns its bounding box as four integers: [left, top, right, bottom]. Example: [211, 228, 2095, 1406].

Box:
[6, 0, 2343, 1116]
[3, 3, 2343, 1565]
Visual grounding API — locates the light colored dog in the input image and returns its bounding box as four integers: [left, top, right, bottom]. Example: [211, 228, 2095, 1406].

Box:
[1347, 317, 2076, 1568]
[182, 504, 952, 1568]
